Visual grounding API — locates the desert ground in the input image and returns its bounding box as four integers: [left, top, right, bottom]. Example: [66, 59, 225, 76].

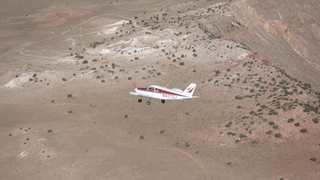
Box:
[1, 0, 320, 179]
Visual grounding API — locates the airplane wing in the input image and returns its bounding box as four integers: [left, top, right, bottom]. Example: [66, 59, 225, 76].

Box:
[129, 92, 161, 99]
[129, 92, 141, 96]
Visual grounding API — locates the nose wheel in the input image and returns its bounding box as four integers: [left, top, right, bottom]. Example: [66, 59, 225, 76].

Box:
[138, 98, 142, 103]
[161, 99, 165, 104]
[146, 97, 152, 105]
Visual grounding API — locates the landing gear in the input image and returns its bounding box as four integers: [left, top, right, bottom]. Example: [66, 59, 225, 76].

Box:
[138, 98, 142, 103]
[161, 99, 165, 104]
[146, 98, 152, 105]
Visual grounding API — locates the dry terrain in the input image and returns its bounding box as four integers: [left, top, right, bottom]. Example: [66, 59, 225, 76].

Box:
[0, 0, 319, 179]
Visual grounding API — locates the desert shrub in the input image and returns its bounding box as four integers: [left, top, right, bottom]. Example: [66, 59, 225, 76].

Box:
[227, 132, 236, 136]
[47, 129, 53, 133]
[179, 62, 185, 66]
[265, 130, 272, 134]
[310, 157, 317, 162]
[303, 104, 319, 113]
[82, 60, 88, 64]
[312, 118, 319, 123]
[124, 115, 128, 118]
[300, 129, 307, 133]
[160, 130, 165, 133]
[62, 78, 67, 81]
[225, 121, 233, 127]
[68, 110, 73, 113]
[140, 135, 144, 139]
[268, 109, 278, 115]
[157, 72, 161, 75]
[185, 142, 190, 147]
[128, 77, 132, 80]
[67, 94, 72, 98]
[294, 122, 300, 126]
[239, 134, 247, 138]
[275, 133, 281, 138]
[287, 118, 294, 123]
[235, 95, 243, 100]
[268, 122, 275, 125]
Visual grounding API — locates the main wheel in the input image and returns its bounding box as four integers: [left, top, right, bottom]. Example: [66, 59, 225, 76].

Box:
[138, 98, 142, 103]
[161, 99, 165, 104]
[146, 101, 151, 105]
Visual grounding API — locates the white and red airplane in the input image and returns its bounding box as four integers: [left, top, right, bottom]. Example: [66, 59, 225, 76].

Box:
[129, 83, 198, 105]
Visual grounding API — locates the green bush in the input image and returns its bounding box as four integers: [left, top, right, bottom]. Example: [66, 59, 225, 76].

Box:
[265, 130, 272, 134]
[300, 129, 307, 133]
[225, 121, 233, 127]
[294, 122, 300, 126]
[239, 134, 247, 138]
[275, 133, 281, 138]
[268, 122, 275, 125]
[287, 118, 294, 123]
[67, 94, 72, 98]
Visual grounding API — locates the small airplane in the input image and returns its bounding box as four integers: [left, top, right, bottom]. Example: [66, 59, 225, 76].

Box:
[129, 83, 198, 105]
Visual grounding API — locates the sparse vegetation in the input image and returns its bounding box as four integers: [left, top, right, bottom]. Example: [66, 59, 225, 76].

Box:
[225, 121, 233, 127]
[300, 128, 307, 133]
[312, 118, 319, 123]
[287, 118, 294, 123]
[275, 133, 282, 138]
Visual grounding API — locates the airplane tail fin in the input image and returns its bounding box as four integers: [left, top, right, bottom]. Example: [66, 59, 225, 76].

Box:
[183, 83, 196, 97]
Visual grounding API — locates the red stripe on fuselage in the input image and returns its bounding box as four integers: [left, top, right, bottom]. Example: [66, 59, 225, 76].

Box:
[136, 87, 187, 97]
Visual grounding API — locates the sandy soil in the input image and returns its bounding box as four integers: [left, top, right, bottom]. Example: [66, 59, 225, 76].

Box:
[1, 0, 319, 180]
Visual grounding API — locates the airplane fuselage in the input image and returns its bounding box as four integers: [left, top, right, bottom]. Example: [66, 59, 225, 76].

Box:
[135, 87, 188, 100]
[129, 83, 197, 105]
